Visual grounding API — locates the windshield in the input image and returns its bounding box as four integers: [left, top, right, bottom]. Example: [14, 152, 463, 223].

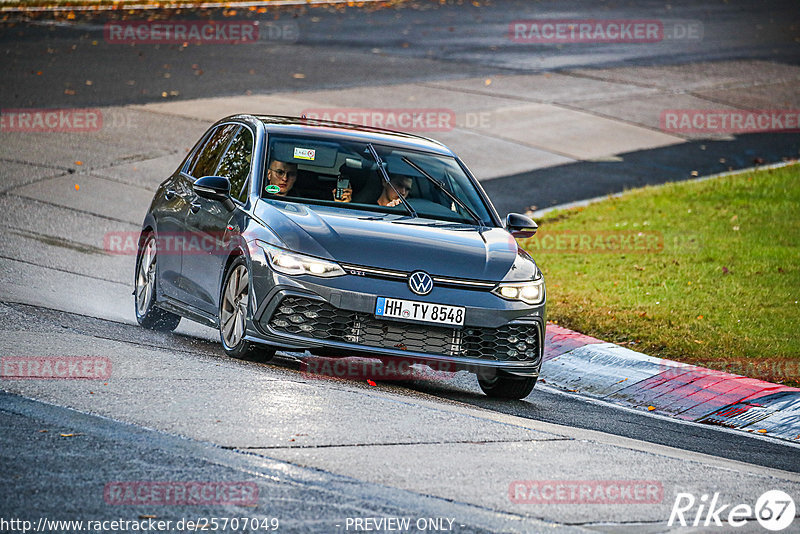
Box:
[262, 134, 494, 225]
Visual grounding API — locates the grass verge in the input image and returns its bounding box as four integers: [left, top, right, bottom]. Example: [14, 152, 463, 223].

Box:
[521, 163, 800, 386]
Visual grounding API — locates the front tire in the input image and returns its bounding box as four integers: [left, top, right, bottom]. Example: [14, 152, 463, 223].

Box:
[219, 257, 275, 362]
[477, 369, 537, 399]
[134, 233, 181, 332]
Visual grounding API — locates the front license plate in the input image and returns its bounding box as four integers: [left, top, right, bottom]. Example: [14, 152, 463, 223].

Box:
[375, 297, 465, 326]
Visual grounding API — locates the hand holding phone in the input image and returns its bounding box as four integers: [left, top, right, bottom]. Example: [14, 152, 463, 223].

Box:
[335, 178, 351, 202]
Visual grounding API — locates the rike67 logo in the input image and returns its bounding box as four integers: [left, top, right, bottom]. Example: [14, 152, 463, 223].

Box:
[669, 490, 795, 531]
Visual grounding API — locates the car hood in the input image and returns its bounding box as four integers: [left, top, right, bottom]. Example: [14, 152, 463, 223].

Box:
[254, 200, 531, 281]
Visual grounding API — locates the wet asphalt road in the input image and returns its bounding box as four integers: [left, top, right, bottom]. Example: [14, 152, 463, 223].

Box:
[2, 0, 799, 109]
[2, 0, 800, 530]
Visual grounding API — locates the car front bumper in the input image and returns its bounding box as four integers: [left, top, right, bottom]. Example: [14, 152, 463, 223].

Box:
[247, 264, 545, 377]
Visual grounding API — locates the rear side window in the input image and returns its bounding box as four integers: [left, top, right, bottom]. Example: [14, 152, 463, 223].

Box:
[215, 126, 254, 201]
[188, 123, 239, 179]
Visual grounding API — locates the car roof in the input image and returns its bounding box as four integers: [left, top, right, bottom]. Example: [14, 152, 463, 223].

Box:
[227, 114, 456, 157]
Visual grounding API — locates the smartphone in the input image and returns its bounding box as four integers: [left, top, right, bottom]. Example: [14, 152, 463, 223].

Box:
[335, 178, 350, 201]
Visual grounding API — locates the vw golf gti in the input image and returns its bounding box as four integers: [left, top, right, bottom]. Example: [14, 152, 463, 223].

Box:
[135, 115, 545, 398]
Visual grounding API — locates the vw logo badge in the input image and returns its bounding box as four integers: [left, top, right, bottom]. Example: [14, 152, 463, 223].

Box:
[408, 271, 434, 296]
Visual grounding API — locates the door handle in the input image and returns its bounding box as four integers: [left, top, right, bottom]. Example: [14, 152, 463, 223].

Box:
[165, 189, 176, 200]
[190, 202, 201, 214]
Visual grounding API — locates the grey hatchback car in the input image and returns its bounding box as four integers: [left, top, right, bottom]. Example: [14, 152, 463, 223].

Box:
[135, 115, 545, 399]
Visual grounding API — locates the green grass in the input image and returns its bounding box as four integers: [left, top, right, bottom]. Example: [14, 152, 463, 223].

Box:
[521, 163, 800, 386]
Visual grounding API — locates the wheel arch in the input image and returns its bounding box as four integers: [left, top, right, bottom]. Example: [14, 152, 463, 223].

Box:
[217, 244, 251, 320]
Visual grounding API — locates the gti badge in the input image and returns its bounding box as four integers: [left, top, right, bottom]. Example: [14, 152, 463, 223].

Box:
[408, 271, 434, 296]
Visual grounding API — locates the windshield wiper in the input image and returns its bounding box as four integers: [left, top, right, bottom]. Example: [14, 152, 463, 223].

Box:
[367, 144, 416, 218]
[401, 156, 483, 226]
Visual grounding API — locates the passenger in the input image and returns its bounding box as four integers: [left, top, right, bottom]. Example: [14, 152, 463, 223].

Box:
[335, 175, 412, 207]
[377, 176, 412, 207]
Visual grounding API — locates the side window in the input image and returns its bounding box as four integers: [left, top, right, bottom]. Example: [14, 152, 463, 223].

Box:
[182, 129, 212, 175]
[189, 123, 239, 180]
[215, 126, 253, 201]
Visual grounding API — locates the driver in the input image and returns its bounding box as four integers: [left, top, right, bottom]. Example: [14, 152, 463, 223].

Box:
[266, 160, 298, 196]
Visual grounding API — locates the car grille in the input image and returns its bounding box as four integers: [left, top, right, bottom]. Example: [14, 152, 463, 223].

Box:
[266, 296, 540, 362]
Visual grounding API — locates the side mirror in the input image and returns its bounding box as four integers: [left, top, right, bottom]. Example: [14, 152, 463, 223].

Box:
[506, 213, 538, 238]
[193, 176, 234, 210]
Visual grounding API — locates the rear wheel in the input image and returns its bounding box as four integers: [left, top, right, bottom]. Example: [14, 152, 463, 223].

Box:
[219, 257, 276, 362]
[477, 369, 537, 399]
[134, 233, 181, 332]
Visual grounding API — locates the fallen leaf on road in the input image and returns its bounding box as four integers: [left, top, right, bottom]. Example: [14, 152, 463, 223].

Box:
[292, 73, 306, 79]
[367, 379, 377, 386]
[74, 161, 83, 166]
[647, 406, 655, 411]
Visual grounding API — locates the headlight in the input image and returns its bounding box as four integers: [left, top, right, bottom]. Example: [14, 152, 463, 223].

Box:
[257, 242, 345, 278]
[492, 278, 545, 305]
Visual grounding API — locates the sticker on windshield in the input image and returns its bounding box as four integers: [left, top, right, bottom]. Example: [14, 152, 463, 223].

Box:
[265, 184, 281, 194]
[293, 147, 316, 161]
